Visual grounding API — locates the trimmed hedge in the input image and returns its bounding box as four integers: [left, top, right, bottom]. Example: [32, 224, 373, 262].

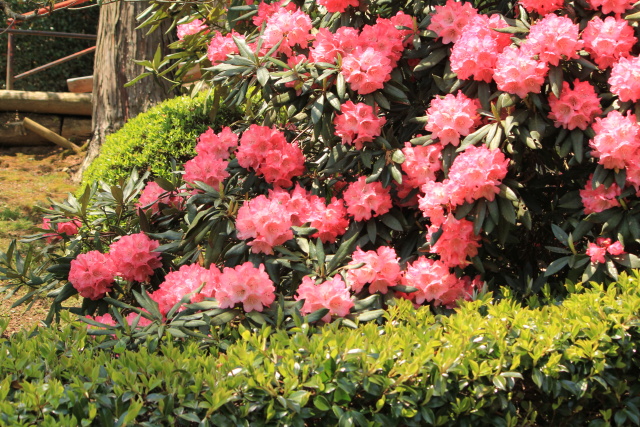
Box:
[81, 92, 241, 186]
[2, 272, 640, 425]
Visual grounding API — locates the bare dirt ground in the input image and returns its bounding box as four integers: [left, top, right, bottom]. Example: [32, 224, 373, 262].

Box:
[0, 145, 84, 337]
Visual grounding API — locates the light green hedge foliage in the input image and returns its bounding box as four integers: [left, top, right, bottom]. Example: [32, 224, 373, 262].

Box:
[2, 272, 640, 426]
[82, 92, 240, 186]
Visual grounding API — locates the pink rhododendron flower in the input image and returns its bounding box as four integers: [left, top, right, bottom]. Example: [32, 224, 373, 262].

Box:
[137, 181, 182, 214]
[260, 8, 313, 56]
[42, 217, 80, 243]
[346, 246, 401, 294]
[609, 56, 640, 103]
[309, 197, 350, 244]
[318, 0, 359, 13]
[195, 127, 238, 160]
[92, 313, 116, 326]
[359, 17, 407, 63]
[207, 31, 242, 64]
[334, 101, 386, 149]
[236, 194, 294, 254]
[587, 0, 634, 16]
[183, 154, 229, 189]
[68, 250, 115, 300]
[237, 125, 305, 188]
[109, 233, 162, 283]
[520, 14, 582, 66]
[547, 80, 602, 131]
[583, 17, 636, 69]
[589, 110, 640, 171]
[427, 0, 479, 45]
[177, 19, 207, 41]
[252, 0, 297, 26]
[429, 215, 481, 268]
[418, 180, 451, 226]
[447, 145, 509, 204]
[401, 142, 443, 188]
[494, 46, 548, 99]
[425, 91, 481, 146]
[519, 0, 564, 15]
[343, 176, 392, 221]
[449, 14, 511, 82]
[341, 46, 394, 95]
[625, 160, 640, 194]
[579, 175, 622, 214]
[401, 256, 478, 307]
[309, 27, 359, 63]
[586, 238, 626, 263]
[150, 263, 221, 316]
[296, 275, 354, 322]
[216, 262, 275, 312]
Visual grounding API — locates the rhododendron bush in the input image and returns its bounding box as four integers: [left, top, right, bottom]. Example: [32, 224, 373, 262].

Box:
[3, 0, 640, 330]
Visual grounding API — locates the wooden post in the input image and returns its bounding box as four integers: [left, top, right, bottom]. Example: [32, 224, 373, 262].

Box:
[22, 117, 82, 153]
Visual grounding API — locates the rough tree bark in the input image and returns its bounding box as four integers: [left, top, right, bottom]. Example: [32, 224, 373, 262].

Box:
[74, 0, 177, 181]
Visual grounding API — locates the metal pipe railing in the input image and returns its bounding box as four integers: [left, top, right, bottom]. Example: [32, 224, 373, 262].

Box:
[2, 27, 96, 90]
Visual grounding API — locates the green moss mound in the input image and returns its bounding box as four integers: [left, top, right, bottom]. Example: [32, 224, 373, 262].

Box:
[3, 272, 640, 425]
[82, 92, 240, 186]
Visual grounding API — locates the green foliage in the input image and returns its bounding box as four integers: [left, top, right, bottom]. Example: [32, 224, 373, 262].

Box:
[0, 0, 98, 91]
[2, 272, 640, 425]
[81, 92, 242, 186]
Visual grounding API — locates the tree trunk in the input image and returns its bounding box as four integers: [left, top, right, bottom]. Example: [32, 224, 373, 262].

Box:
[74, 1, 176, 181]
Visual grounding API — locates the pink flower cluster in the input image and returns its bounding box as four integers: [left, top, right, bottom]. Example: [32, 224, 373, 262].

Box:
[401, 256, 481, 308]
[237, 125, 305, 188]
[586, 238, 626, 264]
[196, 126, 238, 159]
[296, 275, 354, 323]
[519, 0, 564, 15]
[217, 262, 276, 312]
[583, 17, 636, 69]
[137, 181, 182, 214]
[520, 14, 582, 67]
[401, 142, 443, 188]
[177, 19, 207, 41]
[252, 0, 297, 26]
[589, 110, 640, 171]
[150, 263, 220, 316]
[425, 91, 481, 146]
[587, 0, 635, 16]
[493, 46, 548, 99]
[260, 6, 313, 57]
[236, 194, 294, 254]
[580, 175, 622, 215]
[318, 0, 359, 13]
[547, 80, 602, 131]
[446, 145, 510, 205]
[309, 13, 409, 94]
[427, 0, 478, 45]
[343, 176, 392, 222]
[150, 262, 275, 315]
[68, 232, 162, 300]
[207, 31, 243, 64]
[428, 215, 480, 268]
[42, 217, 80, 243]
[88, 313, 152, 330]
[109, 233, 163, 283]
[609, 56, 640, 103]
[346, 246, 401, 294]
[450, 14, 511, 82]
[270, 185, 349, 243]
[334, 101, 386, 149]
[69, 250, 116, 300]
[237, 185, 349, 253]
